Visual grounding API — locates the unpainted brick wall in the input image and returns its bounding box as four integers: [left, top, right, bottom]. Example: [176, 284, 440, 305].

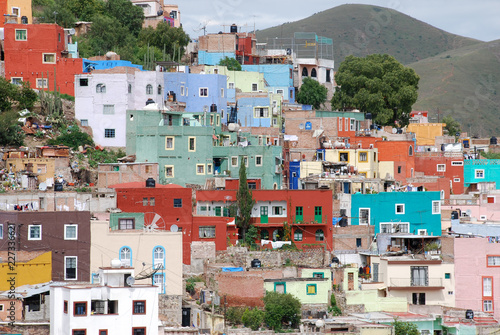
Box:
[159, 295, 183, 326]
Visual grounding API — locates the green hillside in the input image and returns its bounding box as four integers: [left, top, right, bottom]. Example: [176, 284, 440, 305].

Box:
[256, 4, 479, 69]
[409, 40, 500, 136]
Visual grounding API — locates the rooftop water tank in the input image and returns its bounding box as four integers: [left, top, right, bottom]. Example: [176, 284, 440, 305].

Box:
[146, 177, 156, 188]
[251, 259, 261, 268]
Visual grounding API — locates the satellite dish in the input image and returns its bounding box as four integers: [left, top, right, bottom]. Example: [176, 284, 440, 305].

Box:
[126, 276, 135, 286]
[203, 105, 209, 112]
[170, 224, 179, 232]
[299, 123, 304, 130]
[392, 128, 397, 134]
[39, 182, 47, 191]
[143, 212, 166, 232]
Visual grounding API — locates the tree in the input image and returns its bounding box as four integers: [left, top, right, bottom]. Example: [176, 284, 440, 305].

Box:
[296, 77, 328, 109]
[138, 22, 191, 61]
[0, 77, 18, 112]
[263, 291, 301, 331]
[0, 111, 25, 146]
[442, 115, 461, 137]
[331, 54, 419, 126]
[218, 56, 242, 71]
[17, 82, 38, 111]
[104, 0, 144, 36]
[392, 319, 419, 335]
[242, 308, 264, 331]
[235, 158, 255, 242]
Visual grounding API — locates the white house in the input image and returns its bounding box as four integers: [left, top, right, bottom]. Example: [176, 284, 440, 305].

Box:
[75, 69, 164, 147]
[50, 261, 159, 335]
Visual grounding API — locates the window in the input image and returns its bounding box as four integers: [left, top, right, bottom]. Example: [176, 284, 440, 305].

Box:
[165, 137, 174, 150]
[153, 273, 164, 293]
[254, 107, 269, 118]
[228, 82, 235, 89]
[243, 156, 248, 167]
[96, 83, 106, 93]
[432, 201, 441, 214]
[196, 164, 205, 175]
[104, 129, 115, 138]
[488, 256, 500, 266]
[313, 272, 324, 279]
[146, 84, 153, 95]
[80, 119, 88, 126]
[79, 78, 88, 86]
[306, 284, 317, 295]
[199, 226, 216, 238]
[381, 222, 409, 233]
[252, 83, 258, 91]
[294, 230, 303, 241]
[119, 218, 134, 230]
[199, 87, 208, 97]
[395, 204, 405, 214]
[165, 165, 174, 178]
[315, 229, 324, 241]
[133, 301, 146, 314]
[409, 145, 413, 156]
[295, 206, 303, 220]
[102, 104, 116, 115]
[206, 163, 213, 174]
[339, 117, 343, 131]
[221, 88, 224, 97]
[74, 301, 87, 316]
[73, 330, 86, 335]
[255, 156, 262, 166]
[274, 282, 286, 293]
[42, 53, 56, 64]
[311, 68, 317, 78]
[28, 225, 41, 240]
[261, 229, 269, 240]
[454, 178, 460, 182]
[15, 29, 27, 41]
[189, 137, 196, 151]
[133, 328, 146, 335]
[451, 161, 463, 166]
[120, 247, 132, 266]
[273, 206, 283, 215]
[65, 256, 77, 280]
[350, 119, 356, 131]
[248, 182, 256, 189]
[0, 224, 3, 239]
[484, 300, 493, 312]
[64, 301, 68, 313]
[231, 156, 238, 167]
[173, 198, 182, 208]
[277, 89, 284, 95]
[359, 152, 368, 162]
[65, 224, 77, 240]
[483, 277, 493, 297]
[99, 331, 108, 335]
[476, 169, 485, 178]
[37, 164, 47, 174]
[128, 84, 132, 93]
[437, 164, 446, 172]
[339, 152, 349, 162]
[157, 85, 162, 95]
[36, 78, 48, 89]
[91, 300, 106, 314]
[356, 238, 362, 247]
[11, 77, 23, 85]
[411, 266, 428, 286]
[12, 7, 20, 16]
[359, 208, 370, 224]
[445, 273, 451, 279]
[153, 246, 165, 269]
[412, 293, 426, 305]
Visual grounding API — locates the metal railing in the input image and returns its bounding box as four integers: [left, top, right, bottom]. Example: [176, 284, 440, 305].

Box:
[389, 278, 443, 287]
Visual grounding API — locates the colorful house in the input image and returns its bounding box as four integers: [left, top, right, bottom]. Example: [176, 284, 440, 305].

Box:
[350, 191, 442, 236]
[0, 251, 51, 290]
[407, 123, 445, 146]
[414, 152, 464, 196]
[464, 159, 500, 190]
[4, 23, 83, 96]
[0, 0, 32, 27]
[242, 64, 295, 103]
[375, 140, 416, 183]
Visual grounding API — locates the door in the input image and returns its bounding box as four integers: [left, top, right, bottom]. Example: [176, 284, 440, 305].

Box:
[372, 263, 379, 282]
[182, 308, 191, 327]
[314, 206, 322, 223]
[348, 272, 354, 291]
[260, 206, 268, 223]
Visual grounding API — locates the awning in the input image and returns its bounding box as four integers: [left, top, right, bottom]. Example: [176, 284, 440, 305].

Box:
[313, 129, 324, 138]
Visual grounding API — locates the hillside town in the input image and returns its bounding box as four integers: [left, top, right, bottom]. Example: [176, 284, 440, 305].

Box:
[1, 1, 500, 335]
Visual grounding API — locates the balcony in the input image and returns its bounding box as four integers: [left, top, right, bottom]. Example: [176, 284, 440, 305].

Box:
[388, 278, 444, 290]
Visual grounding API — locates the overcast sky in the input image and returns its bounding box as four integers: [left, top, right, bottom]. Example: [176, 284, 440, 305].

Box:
[180, 0, 500, 42]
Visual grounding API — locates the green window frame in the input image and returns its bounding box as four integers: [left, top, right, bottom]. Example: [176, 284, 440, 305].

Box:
[294, 230, 303, 241]
[314, 206, 322, 223]
[313, 272, 324, 278]
[306, 284, 317, 295]
[274, 282, 286, 293]
[295, 206, 303, 222]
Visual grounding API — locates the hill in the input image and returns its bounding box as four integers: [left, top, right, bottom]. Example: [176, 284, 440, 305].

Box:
[408, 40, 500, 136]
[256, 4, 479, 69]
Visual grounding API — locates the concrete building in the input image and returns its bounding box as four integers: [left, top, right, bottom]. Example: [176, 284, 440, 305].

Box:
[0, 0, 32, 27]
[97, 162, 159, 189]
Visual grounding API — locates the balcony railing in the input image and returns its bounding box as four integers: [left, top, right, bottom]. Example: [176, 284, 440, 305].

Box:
[389, 278, 443, 288]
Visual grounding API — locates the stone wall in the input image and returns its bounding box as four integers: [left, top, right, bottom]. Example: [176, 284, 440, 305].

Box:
[441, 235, 455, 263]
[191, 242, 216, 274]
[159, 295, 183, 326]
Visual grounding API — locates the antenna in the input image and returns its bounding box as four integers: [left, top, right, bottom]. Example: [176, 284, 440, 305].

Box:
[194, 20, 210, 35]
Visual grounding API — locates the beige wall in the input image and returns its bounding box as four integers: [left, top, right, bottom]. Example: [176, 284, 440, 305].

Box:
[379, 161, 395, 180]
[97, 163, 159, 188]
[6, 157, 55, 183]
[90, 220, 183, 295]
[7, 0, 32, 25]
[407, 123, 444, 146]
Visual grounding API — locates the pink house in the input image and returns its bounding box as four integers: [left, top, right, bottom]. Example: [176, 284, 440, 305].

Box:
[455, 238, 500, 319]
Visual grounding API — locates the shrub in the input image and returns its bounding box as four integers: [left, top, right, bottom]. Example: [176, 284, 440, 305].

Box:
[47, 125, 93, 149]
[226, 307, 246, 325]
[242, 308, 264, 331]
[263, 291, 301, 331]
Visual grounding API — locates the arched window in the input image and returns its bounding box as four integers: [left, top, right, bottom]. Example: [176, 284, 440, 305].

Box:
[119, 246, 132, 266]
[315, 229, 324, 241]
[301, 67, 308, 77]
[272, 229, 283, 241]
[96, 83, 106, 93]
[153, 246, 164, 269]
[146, 84, 153, 95]
[409, 145, 413, 156]
[157, 85, 162, 95]
[311, 68, 317, 78]
[261, 229, 269, 240]
[294, 230, 303, 241]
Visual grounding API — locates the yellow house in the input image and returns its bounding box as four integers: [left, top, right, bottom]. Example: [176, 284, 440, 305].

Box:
[0, 251, 51, 290]
[6, 157, 56, 183]
[407, 123, 445, 146]
[323, 148, 380, 179]
[1, 0, 32, 26]
[205, 65, 267, 92]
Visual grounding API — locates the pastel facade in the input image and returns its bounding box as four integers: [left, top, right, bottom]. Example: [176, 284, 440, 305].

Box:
[5, 157, 55, 183]
[414, 152, 465, 196]
[350, 191, 442, 236]
[407, 123, 445, 146]
[0, 0, 32, 26]
[242, 64, 295, 103]
[319, 148, 379, 178]
[464, 159, 500, 190]
[0, 251, 51, 290]
[163, 4, 181, 27]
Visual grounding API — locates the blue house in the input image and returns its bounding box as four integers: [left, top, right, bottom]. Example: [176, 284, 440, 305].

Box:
[236, 96, 272, 127]
[350, 192, 442, 236]
[242, 64, 295, 103]
[164, 72, 228, 121]
[464, 159, 500, 189]
[289, 160, 301, 190]
[198, 51, 236, 66]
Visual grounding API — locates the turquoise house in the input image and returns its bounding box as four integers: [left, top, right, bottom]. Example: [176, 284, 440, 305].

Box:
[350, 192, 442, 236]
[464, 159, 500, 189]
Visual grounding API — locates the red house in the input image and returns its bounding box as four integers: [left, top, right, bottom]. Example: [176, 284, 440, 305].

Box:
[196, 182, 333, 251]
[111, 182, 232, 264]
[4, 23, 83, 96]
[414, 152, 464, 197]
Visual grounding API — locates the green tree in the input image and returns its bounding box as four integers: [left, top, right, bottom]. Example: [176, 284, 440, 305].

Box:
[236, 158, 255, 241]
[296, 77, 328, 109]
[393, 319, 419, 335]
[0, 111, 25, 146]
[36, 1, 76, 28]
[138, 22, 190, 61]
[218, 56, 242, 71]
[47, 125, 94, 149]
[442, 115, 461, 137]
[17, 82, 39, 110]
[332, 54, 419, 126]
[263, 291, 301, 331]
[242, 308, 264, 331]
[104, 0, 144, 36]
[0, 77, 18, 112]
